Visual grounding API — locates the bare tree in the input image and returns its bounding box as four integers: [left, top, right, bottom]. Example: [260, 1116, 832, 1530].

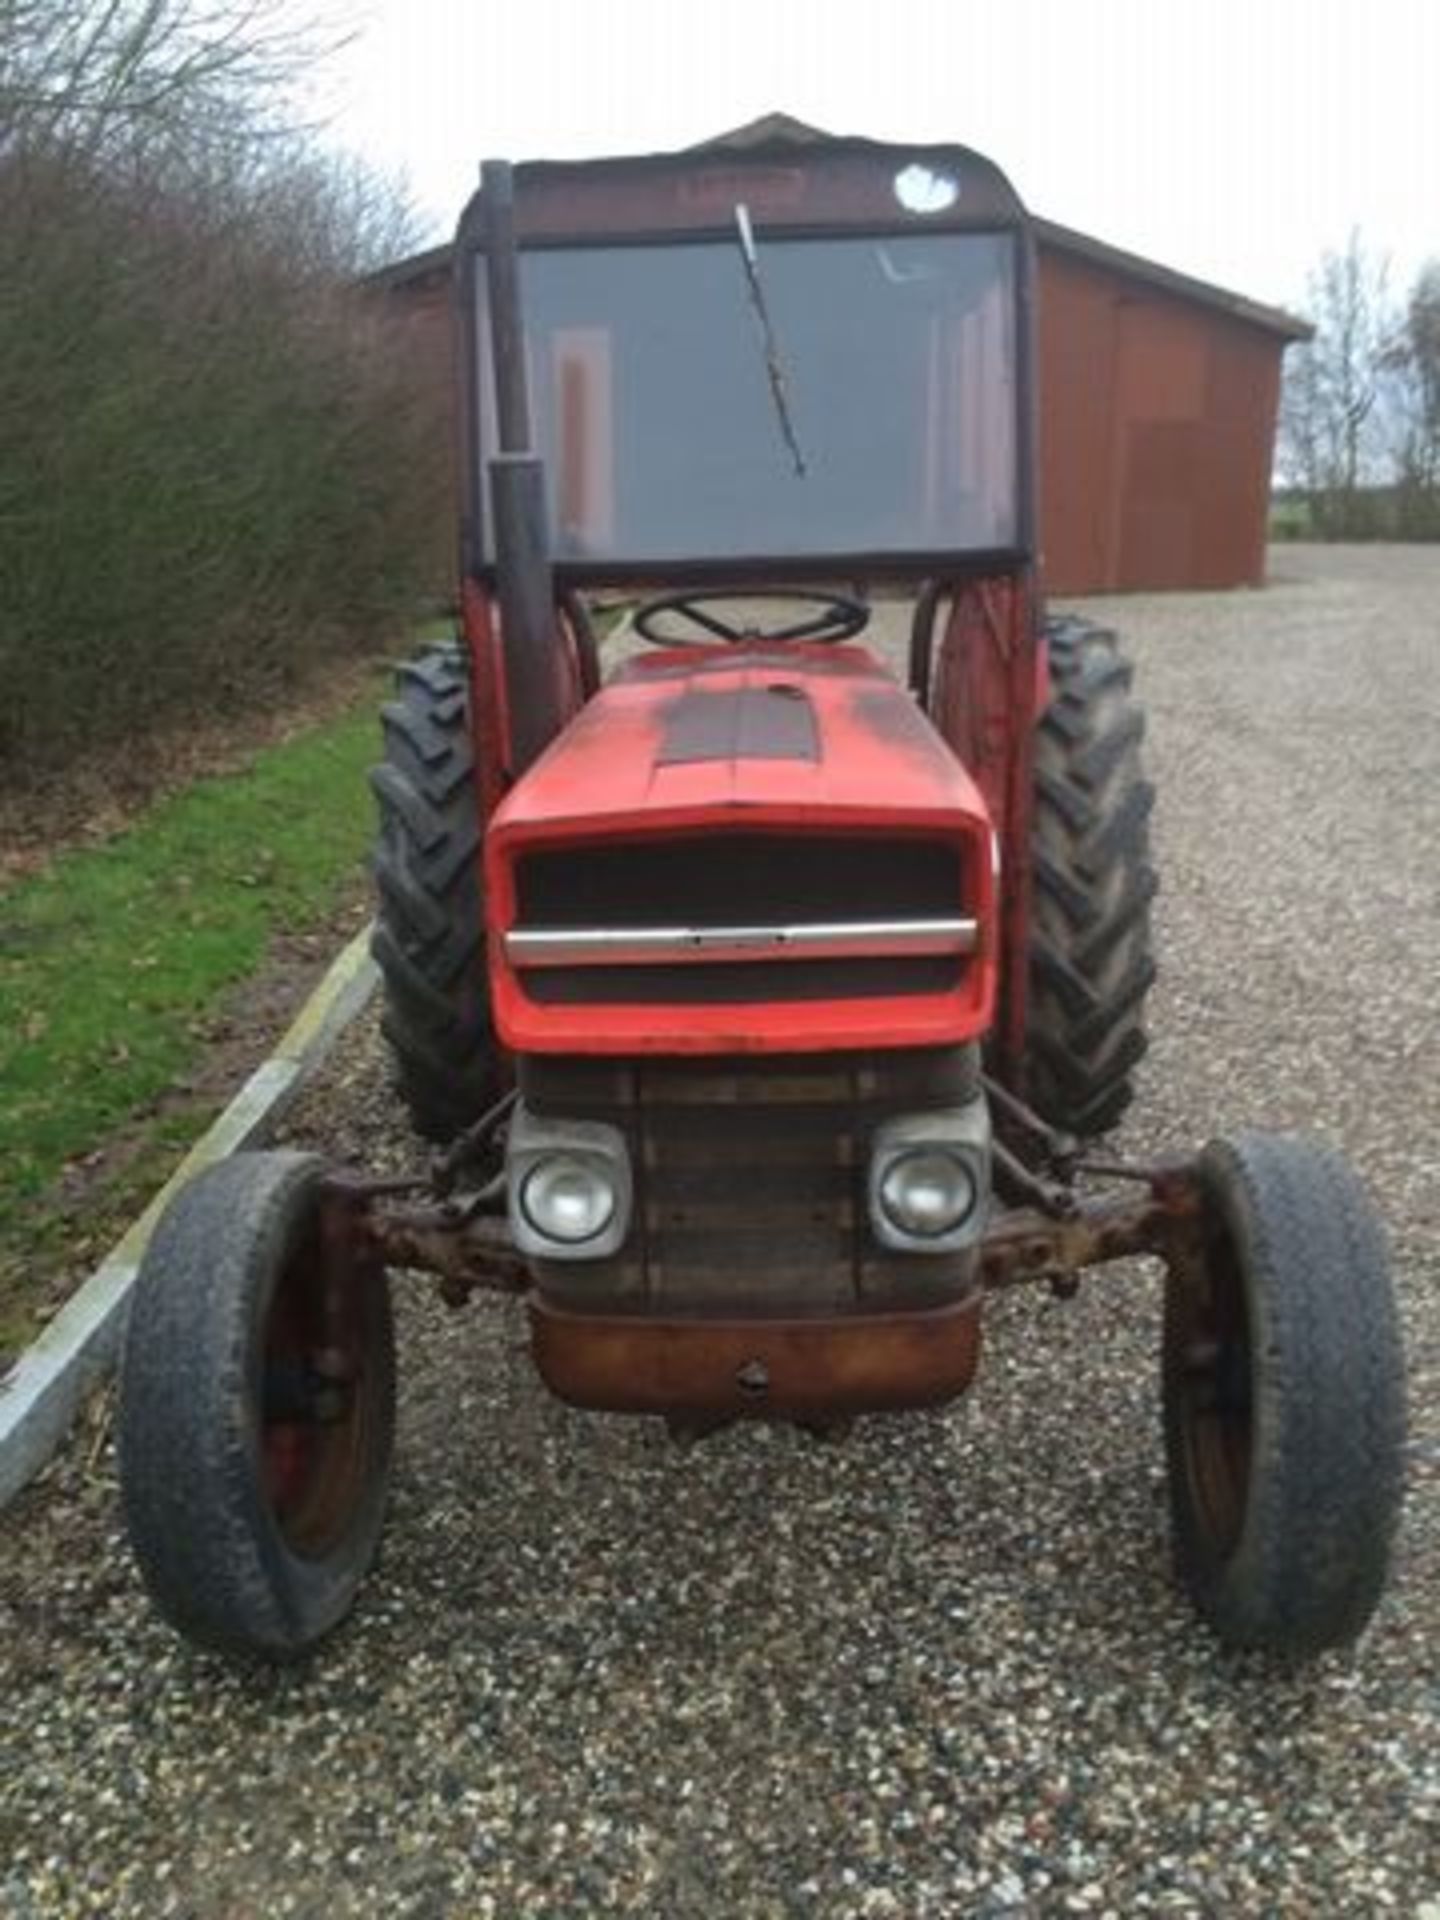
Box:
[0, 0, 344, 184]
[1385, 262, 1440, 534]
[1280, 232, 1393, 536]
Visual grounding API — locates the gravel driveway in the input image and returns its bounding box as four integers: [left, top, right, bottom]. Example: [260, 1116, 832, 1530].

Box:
[2, 544, 1436, 1917]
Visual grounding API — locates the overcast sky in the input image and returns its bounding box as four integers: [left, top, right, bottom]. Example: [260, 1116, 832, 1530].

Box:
[314, 0, 1437, 311]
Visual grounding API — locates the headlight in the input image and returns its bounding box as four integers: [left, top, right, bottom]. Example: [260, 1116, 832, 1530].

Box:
[868, 1099, 990, 1253]
[878, 1149, 977, 1239]
[520, 1155, 617, 1244]
[506, 1107, 632, 1260]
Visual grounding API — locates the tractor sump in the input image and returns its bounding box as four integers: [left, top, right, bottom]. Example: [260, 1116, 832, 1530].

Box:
[528, 1293, 985, 1418]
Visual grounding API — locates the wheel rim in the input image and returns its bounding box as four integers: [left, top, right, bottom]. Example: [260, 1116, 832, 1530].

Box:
[1173, 1218, 1253, 1558]
[259, 1223, 374, 1559]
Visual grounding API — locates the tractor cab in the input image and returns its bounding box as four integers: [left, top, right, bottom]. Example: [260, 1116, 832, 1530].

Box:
[453, 127, 1045, 1080]
[458, 132, 1033, 580]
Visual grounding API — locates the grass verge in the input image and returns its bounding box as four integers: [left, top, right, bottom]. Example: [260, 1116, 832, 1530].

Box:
[0, 673, 390, 1364]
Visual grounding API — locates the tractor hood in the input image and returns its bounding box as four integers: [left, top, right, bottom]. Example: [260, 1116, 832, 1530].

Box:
[490, 643, 991, 831]
[484, 642, 998, 1056]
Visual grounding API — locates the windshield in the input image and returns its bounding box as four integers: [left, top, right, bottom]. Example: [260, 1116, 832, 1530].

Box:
[475, 231, 1019, 567]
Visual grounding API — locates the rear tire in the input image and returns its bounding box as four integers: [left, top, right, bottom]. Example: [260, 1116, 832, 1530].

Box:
[1163, 1133, 1406, 1657]
[1025, 615, 1156, 1136]
[119, 1153, 395, 1660]
[371, 646, 500, 1141]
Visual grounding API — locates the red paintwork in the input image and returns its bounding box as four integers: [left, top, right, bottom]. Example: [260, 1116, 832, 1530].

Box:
[485, 641, 998, 1056]
[463, 580, 590, 808]
[462, 580, 510, 823]
[925, 574, 1040, 1082]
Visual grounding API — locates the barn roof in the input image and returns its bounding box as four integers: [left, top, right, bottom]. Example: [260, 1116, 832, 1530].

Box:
[1030, 217, 1309, 341]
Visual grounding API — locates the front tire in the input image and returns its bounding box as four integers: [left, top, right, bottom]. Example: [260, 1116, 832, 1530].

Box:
[119, 1152, 395, 1659]
[1163, 1133, 1406, 1656]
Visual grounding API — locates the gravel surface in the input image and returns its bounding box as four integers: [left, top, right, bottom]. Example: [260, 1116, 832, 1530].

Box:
[3, 545, 1437, 1917]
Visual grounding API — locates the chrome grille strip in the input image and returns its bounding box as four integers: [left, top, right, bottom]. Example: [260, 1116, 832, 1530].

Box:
[505, 917, 977, 968]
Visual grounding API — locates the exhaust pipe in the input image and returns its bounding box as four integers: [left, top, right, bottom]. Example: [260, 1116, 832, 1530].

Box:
[480, 159, 563, 776]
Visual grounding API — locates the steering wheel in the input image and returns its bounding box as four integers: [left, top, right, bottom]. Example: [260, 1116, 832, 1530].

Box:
[632, 589, 870, 648]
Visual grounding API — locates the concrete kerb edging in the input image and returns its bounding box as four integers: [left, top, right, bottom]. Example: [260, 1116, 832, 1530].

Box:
[0, 925, 380, 1508]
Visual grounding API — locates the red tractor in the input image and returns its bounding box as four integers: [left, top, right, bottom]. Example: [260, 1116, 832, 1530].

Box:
[117, 128, 1405, 1662]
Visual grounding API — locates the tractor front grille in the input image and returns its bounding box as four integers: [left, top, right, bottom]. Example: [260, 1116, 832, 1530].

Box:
[520, 1045, 981, 1315]
[509, 832, 970, 1006]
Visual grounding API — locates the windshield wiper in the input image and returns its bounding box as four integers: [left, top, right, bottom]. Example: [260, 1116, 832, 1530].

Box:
[734, 202, 807, 478]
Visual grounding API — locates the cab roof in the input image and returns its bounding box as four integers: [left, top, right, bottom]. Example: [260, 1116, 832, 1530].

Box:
[456, 115, 1030, 251]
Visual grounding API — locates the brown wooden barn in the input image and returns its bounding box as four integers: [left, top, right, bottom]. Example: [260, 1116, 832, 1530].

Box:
[374, 120, 1307, 595]
[1031, 218, 1306, 591]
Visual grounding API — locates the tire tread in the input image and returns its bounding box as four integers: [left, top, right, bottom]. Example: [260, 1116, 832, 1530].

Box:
[1025, 616, 1156, 1136]
[1162, 1133, 1406, 1655]
[370, 644, 498, 1140]
[118, 1153, 395, 1658]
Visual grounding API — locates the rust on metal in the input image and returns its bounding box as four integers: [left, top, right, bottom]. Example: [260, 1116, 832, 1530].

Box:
[529, 1295, 983, 1417]
[317, 1162, 1204, 1315]
[357, 1202, 526, 1305]
[314, 1159, 1207, 1421]
[317, 1171, 525, 1294]
[979, 1172, 1202, 1293]
[316, 1170, 376, 1311]
[267, 1172, 386, 1555]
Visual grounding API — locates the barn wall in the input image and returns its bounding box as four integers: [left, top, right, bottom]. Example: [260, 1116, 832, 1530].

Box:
[396, 276, 458, 487]
[1036, 248, 1284, 593]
